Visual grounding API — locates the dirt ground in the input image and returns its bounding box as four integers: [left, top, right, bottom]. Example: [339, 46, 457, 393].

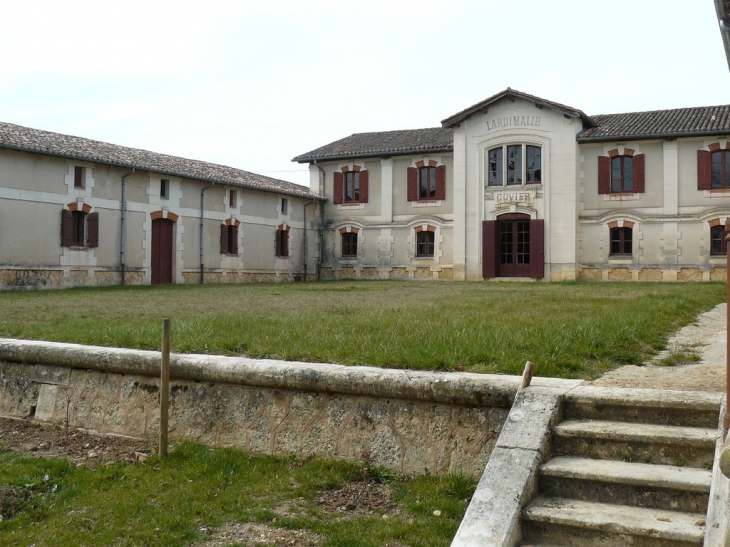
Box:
[589, 303, 727, 392]
[1, 305, 727, 545]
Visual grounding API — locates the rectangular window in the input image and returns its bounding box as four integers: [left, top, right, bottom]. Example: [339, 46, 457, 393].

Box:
[72, 211, 85, 246]
[488, 145, 540, 186]
[712, 151, 730, 188]
[610, 227, 632, 256]
[526, 145, 541, 183]
[611, 156, 634, 192]
[711, 225, 727, 255]
[507, 145, 522, 184]
[281, 198, 288, 214]
[342, 232, 357, 257]
[276, 229, 289, 257]
[416, 231, 434, 257]
[344, 172, 360, 202]
[419, 167, 436, 199]
[74, 166, 84, 188]
[488, 148, 503, 185]
[161, 179, 169, 200]
[229, 189, 237, 207]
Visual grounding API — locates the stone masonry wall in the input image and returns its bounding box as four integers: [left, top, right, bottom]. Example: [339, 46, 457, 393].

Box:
[0, 339, 567, 476]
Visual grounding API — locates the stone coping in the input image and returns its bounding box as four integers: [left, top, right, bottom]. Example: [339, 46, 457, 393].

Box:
[0, 338, 582, 408]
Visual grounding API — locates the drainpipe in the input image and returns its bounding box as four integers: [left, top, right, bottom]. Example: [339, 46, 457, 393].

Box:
[200, 182, 215, 284]
[303, 200, 317, 281]
[314, 160, 327, 281]
[120, 168, 135, 285]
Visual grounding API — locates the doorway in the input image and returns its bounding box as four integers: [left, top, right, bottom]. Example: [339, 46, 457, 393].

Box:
[151, 218, 174, 285]
[482, 214, 544, 279]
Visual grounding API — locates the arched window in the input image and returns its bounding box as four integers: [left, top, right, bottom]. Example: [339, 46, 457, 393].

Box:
[333, 167, 368, 204]
[598, 150, 645, 194]
[61, 206, 98, 248]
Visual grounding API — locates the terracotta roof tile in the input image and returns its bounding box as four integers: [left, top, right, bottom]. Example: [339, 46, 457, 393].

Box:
[0, 122, 323, 200]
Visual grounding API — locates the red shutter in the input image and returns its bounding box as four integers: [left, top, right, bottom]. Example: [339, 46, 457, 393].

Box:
[87, 212, 99, 248]
[633, 154, 645, 193]
[407, 167, 418, 201]
[698, 150, 712, 190]
[231, 226, 238, 254]
[333, 172, 344, 204]
[61, 209, 72, 246]
[482, 221, 497, 279]
[530, 219, 545, 279]
[220, 224, 228, 254]
[284, 229, 289, 257]
[359, 170, 368, 203]
[435, 165, 446, 200]
[598, 156, 611, 194]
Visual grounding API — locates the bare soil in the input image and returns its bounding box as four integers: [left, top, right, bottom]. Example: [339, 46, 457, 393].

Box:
[590, 303, 727, 392]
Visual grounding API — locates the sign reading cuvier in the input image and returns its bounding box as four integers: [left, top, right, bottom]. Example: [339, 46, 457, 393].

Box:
[495, 190, 534, 206]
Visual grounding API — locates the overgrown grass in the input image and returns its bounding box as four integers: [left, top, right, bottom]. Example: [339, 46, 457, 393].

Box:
[0, 280, 724, 378]
[0, 443, 471, 547]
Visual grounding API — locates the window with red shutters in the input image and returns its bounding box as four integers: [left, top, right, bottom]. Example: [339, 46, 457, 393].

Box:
[599, 154, 644, 193]
[220, 224, 239, 254]
[408, 164, 446, 201]
[61, 209, 99, 247]
[333, 169, 368, 204]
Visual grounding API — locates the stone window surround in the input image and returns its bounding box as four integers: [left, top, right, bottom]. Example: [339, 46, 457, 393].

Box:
[339, 226, 360, 259]
[481, 134, 548, 190]
[606, 219, 638, 263]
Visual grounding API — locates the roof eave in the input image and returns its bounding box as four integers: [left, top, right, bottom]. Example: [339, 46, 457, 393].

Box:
[293, 145, 454, 164]
[0, 143, 325, 201]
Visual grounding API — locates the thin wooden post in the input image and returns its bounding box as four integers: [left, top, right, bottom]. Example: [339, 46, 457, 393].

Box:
[515, 361, 535, 403]
[160, 318, 171, 457]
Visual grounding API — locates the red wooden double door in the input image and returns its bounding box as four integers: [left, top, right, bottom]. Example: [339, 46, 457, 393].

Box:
[482, 214, 544, 279]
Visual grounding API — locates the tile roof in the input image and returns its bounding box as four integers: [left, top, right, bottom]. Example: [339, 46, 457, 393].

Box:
[0, 122, 323, 200]
[292, 127, 454, 163]
[576, 105, 730, 142]
[441, 88, 593, 129]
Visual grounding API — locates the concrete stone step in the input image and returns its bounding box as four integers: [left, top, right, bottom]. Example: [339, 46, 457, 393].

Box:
[563, 386, 722, 428]
[538, 456, 712, 513]
[553, 420, 716, 468]
[522, 497, 705, 547]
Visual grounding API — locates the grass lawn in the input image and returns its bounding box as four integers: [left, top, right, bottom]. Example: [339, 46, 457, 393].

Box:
[0, 280, 724, 378]
[0, 442, 473, 547]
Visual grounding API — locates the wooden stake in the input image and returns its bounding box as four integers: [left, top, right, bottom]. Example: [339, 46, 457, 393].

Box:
[160, 318, 171, 457]
[515, 361, 535, 403]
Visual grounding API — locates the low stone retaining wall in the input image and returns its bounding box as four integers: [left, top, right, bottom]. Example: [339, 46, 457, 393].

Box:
[0, 339, 570, 475]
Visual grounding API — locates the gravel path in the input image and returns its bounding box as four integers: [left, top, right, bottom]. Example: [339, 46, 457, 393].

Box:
[590, 303, 727, 392]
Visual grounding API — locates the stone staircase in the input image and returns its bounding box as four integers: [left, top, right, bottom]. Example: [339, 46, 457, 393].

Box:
[520, 388, 720, 547]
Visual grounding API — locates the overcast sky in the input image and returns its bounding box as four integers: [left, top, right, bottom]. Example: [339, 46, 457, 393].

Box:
[2, 0, 729, 187]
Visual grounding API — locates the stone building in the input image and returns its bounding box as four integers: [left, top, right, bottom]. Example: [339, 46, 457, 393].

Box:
[0, 122, 323, 289]
[293, 88, 730, 281]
